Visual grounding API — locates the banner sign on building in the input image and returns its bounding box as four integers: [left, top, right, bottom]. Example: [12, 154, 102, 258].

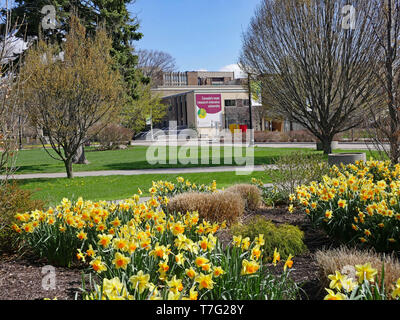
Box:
[196, 94, 222, 128]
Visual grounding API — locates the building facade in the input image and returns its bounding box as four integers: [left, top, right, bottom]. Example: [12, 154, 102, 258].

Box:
[151, 71, 286, 138]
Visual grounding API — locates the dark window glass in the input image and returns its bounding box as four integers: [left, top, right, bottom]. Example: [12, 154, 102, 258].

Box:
[225, 99, 236, 107]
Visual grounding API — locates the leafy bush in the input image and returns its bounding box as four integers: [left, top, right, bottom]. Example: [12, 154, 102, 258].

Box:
[92, 123, 133, 150]
[254, 131, 290, 143]
[261, 151, 329, 205]
[251, 180, 289, 207]
[224, 184, 261, 211]
[0, 182, 44, 253]
[14, 195, 300, 300]
[295, 159, 400, 252]
[167, 191, 245, 225]
[288, 130, 316, 142]
[316, 246, 400, 298]
[231, 216, 307, 261]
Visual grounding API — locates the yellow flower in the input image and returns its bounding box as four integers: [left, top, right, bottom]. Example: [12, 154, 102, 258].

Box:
[158, 260, 170, 273]
[324, 288, 347, 300]
[284, 254, 294, 271]
[355, 263, 378, 283]
[101, 277, 129, 300]
[195, 273, 214, 290]
[150, 243, 170, 260]
[288, 204, 294, 213]
[97, 234, 113, 248]
[201, 263, 211, 272]
[113, 238, 128, 251]
[328, 271, 345, 291]
[76, 249, 86, 262]
[174, 253, 185, 265]
[255, 234, 265, 246]
[272, 248, 280, 266]
[364, 229, 371, 237]
[112, 252, 130, 270]
[185, 268, 197, 279]
[213, 266, 225, 277]
[341, 277, 358, 292]
[233, 235, 242, 247]
[338, 199, 347, 208]
[188, 286, 198, 300]
[241, 259, 260, 275]
[251, 245, 262, 260]
[195, 256, 209, 268]
[167, 275, 184, 294]
[241, 237, 251, 250]
[325, 210, 333, 219]
[170, 221, 185, 236]
[391, 278, 400, 299]
[86, 244, 96, 257]
[129, 271, 150, 294]
[90, 257, 107, 273]
[199, 236, 209, 251]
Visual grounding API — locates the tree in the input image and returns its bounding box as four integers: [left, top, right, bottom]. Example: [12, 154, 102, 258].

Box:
[240, 0, 380, 153]
[121, 82, 166, 135]
[363, 0, 400, 164]
[19, 16, 124, 178]
[0, 1, 27, 182]
[4, 0, 145, 160]
[137, 49, 177, 86]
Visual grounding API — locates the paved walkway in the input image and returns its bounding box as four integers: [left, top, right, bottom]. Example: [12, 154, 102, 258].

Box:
[2, 165, 267, 180]
[131, 140, 386, 151]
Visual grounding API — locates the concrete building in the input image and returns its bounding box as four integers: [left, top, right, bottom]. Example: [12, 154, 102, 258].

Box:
[151, 71, 285, 138]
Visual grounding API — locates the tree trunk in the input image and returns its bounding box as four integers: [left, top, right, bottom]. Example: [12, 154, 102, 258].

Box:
[321, 136, 333, 154]
[65, 159, 74, 179]
[72, 144, 90, 164]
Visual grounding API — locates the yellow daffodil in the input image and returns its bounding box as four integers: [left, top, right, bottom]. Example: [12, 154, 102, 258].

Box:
[272, 248, 280, 266]
[328, 271, 345, 291]
[355, 263, 378, 283]
[129, 271, 150, 294]
[112, 252, 130, 270]
[241, 259, 260, 275]
[323, 288, 347, 300]
[195, 273, 214, 290]
[284, 254, 294, 271]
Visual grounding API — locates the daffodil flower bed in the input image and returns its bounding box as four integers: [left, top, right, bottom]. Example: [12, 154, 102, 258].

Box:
[13, 191, 299, 300]
[294, 159, 400, 252]
[146, 178, 217, 209]
[324, 263, 400, 300]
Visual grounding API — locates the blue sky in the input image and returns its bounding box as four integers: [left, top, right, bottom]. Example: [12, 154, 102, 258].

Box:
[128, 0, 261, 77]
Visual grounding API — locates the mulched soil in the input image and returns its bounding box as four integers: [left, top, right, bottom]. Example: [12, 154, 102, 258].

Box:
[0, 205, 336, 300]
[250, 205, 340, 300]
[0, 252, 88, 300]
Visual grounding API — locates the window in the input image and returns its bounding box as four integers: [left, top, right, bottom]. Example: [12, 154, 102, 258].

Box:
[211, 77, 224, 85]
[243, 99, 250, 106]
[225, 99, 236, 107]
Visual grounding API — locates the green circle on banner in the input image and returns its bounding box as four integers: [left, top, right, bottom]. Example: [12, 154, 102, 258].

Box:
[198, 108, 207, 119]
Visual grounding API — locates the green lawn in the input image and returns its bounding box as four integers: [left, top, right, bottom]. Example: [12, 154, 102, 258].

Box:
[13, 145, 379, 175]
[16, 171, 269, 207]
[11, 145, 381, 207]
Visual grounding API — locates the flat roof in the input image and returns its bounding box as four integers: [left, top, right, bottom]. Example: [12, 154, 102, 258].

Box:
[152, 85, 247, 95]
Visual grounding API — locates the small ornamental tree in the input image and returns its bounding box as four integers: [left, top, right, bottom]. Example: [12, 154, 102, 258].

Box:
[20, 16, 125, 178]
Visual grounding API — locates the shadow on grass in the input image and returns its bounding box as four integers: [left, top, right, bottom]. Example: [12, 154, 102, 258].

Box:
[14, 164, 63, 174]
[100, 155, 282, 171]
